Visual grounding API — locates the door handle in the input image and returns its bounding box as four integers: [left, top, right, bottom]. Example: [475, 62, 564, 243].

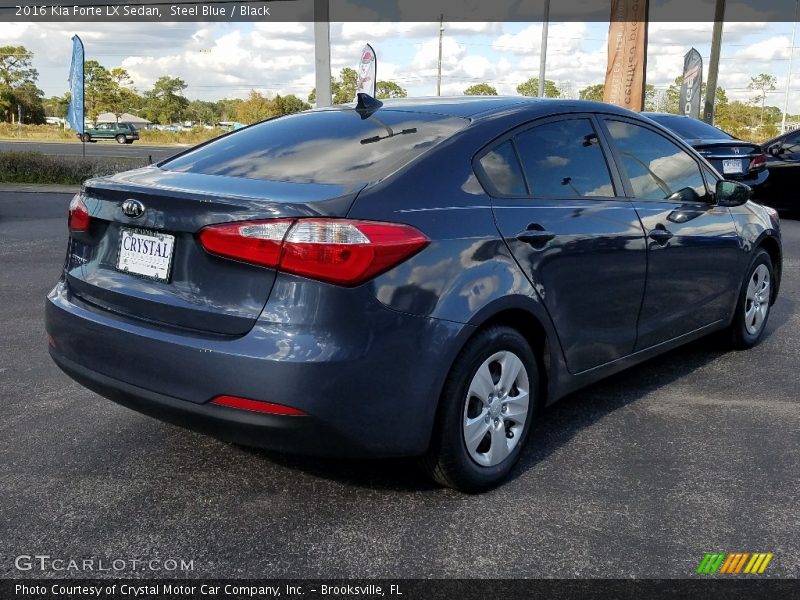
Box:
[648, 226, 674, 244]
[515, 226, 556, 247]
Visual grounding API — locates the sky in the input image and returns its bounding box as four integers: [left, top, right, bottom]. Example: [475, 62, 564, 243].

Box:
[1, 19, 799, 112]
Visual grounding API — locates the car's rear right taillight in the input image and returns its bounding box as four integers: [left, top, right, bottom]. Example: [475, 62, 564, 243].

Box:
[749, 153, 767, 171]
[68, 194, 90, 232]
[199, 218, 429, 286]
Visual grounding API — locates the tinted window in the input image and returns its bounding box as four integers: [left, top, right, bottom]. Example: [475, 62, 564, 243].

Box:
[478, 141, 527, 195]
[162, 110, 467, 185]
[781, 130, 800, 152]
[606, 120, 711, 203]
[514, 119, 615, 198]
[645, 114, 733, 140]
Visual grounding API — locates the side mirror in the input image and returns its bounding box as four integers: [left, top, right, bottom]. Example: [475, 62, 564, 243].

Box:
[767, 143, 782, 156]
[715, 180, 752, 207]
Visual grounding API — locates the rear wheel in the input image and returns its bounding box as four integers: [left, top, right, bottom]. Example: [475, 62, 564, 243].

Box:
[422, 326, 538, 492]
[81, 133, 91, 142]
[116, 134, 126, 144]
[726, 249, 773, 349]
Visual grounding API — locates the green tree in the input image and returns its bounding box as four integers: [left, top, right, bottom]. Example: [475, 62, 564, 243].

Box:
[464, 83, 498, 96]
[274, 94, 310, 115]
[376, 80, 407, 99]
[84, 60, 112, 122]
[308, 67, 360, 105]
[644, 83, 657, 111]
[748, 73, 777, 125]
[0, 45, 39, 122]
[142, 76, 189, 124]
[516, 77, 560, 98]
[579, 84, 605, 101]
[43, 93, 70, 119]
[187, 99, 220, 126]
[235, 90, 278, 124]
[11, 81, 45, 124]
[106, 67, 137, 122]
[216, 98, 244, 121]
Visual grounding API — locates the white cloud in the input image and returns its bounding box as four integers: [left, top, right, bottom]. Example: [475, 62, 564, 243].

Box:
[5, 19, 799, 114]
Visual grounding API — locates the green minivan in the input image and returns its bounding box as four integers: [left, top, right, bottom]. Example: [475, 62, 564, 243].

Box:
[80, 122, 140, 144]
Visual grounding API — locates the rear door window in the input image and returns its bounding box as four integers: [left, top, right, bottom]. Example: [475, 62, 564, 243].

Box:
[161, 110, 468, 185]
[514, 119, 615, 198]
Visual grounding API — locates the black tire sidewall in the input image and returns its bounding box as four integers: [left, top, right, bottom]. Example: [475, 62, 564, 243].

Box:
[438, 327, 539, 490]
[116, 135, 126, 144]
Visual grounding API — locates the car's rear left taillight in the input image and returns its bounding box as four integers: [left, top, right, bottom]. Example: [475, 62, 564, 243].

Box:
[68, 194, 90, 232]
[199, 219, 429, 287]
[749, 153, 767, 172]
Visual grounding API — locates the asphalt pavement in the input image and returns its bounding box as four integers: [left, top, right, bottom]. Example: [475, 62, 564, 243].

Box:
[0, 139, 183, 161]
[0, 191, 798, 579]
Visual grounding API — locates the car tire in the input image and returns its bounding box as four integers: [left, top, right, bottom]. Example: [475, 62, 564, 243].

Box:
[116, 135, 126, 144]
[81, 134, 91, 142]
[421, 326, 539, 492]
[726, 248, 774, 349]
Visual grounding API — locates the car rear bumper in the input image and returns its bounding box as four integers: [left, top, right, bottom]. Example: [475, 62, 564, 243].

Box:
[45, 278, 467, 457]
[50, 351, 360, 455]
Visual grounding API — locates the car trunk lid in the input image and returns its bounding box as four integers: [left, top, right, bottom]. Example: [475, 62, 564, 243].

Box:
[690, 139, 766, 178]
[66, 167, 363, 335]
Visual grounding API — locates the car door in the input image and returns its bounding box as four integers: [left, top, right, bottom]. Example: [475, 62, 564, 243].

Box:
[480, 115, 647, 374]
[763, 130, 800, 211]
[599, 117, 743, 350]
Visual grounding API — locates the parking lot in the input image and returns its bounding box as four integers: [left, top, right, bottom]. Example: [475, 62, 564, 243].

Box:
[1, 191, 798, 579]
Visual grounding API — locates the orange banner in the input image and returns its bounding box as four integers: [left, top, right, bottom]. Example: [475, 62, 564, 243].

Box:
[603, 0, 649, 111]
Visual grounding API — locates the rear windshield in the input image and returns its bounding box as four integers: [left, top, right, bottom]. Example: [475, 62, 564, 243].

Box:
[161, 109, 468, 185]
[646, 114, 733, 140]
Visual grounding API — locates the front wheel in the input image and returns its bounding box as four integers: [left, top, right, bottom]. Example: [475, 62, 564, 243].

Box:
[81, 133, 91, 142]
[726, 249, 774, 349]
[116, 134, 126, 144]
[422, 326, 538, 492]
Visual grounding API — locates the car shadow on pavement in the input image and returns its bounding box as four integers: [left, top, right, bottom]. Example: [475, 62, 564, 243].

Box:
[236, 297, 793, 493]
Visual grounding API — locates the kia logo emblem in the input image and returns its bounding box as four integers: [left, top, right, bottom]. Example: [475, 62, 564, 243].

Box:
[122, 199, 145, 218]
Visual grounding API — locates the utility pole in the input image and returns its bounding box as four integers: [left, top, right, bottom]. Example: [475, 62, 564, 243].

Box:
[703, 0, 725, 124]
[437, 14, 444, 96]
[538, 0, 550, 97]
[782, 1, 798, 134]
[313, 0, 332, 107]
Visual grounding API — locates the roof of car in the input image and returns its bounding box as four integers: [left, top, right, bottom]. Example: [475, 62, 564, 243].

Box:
[329, 96, 640, 120]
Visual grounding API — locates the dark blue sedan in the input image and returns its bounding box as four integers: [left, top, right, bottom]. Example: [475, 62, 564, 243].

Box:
[46, 97, 782, 491]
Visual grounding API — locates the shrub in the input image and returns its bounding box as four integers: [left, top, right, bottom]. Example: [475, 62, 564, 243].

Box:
[0, 151, 149, 185]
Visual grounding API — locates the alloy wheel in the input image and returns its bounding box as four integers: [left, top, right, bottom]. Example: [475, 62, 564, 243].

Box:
[744, 264, 770, 335]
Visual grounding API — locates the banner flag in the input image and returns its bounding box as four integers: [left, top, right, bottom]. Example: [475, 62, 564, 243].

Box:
[679, 48, 703, 118]
[356, 43, 377, 99]
[603, 0, 649, 111]
[67, 35, 84, 134]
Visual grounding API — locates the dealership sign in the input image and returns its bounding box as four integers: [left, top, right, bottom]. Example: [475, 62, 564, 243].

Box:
[356, 43, 377, 99]
[680, 48, 703, 119]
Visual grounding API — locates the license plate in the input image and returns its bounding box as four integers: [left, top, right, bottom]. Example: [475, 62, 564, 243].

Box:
[722, 159, 743, 174]
[117, 228, 175, 282]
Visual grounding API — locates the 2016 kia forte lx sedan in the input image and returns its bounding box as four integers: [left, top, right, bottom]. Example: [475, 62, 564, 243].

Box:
[45, 97, 782, 491]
